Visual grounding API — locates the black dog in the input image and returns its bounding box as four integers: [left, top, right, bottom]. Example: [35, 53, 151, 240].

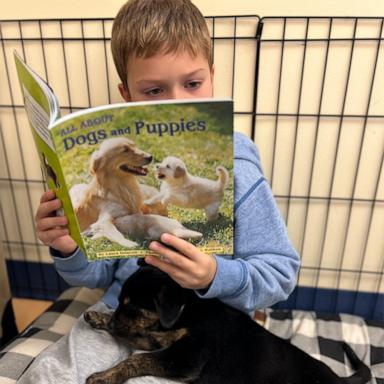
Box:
[84, 265, 371, 384]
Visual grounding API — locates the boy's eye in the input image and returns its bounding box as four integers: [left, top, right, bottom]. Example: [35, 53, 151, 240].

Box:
[145, 87, 163, 96]
[185, 81, 201, 89]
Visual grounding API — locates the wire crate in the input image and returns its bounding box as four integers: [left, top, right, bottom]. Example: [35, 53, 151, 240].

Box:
[0, 15, 382, 320]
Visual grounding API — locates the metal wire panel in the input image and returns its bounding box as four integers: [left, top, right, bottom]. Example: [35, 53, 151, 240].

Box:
[0, 16, 259, 299]
[0, 16, 383, 319]
[255, 17, 383, 319]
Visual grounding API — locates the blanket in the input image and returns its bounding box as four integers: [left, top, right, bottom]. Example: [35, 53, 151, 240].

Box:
[0, 288, 382, 383]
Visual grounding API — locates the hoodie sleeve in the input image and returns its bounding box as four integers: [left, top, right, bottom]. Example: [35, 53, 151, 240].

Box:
[51, 247, 118, 289]
[196, 132, 300, 314]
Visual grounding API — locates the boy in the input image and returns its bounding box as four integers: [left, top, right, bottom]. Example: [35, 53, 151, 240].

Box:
[20, 1, 300, 383]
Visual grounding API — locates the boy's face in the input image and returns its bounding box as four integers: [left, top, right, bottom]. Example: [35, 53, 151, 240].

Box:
[118, 51, 214, 102]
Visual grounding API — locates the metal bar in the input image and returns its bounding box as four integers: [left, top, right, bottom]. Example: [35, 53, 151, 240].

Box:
[80, 20, 92, 107]
[59, 20, 73, 113]
[311, 18, 359, 310]
[299, 18, 333, 259]
[286, 18, 310, 224]
[102, 20, 112, 104]
[299, 265, 382, 275]
[0, 36, 260, 42]
[0, 15, 260, 23]
[270, 17, 287, 186]
[335, 19, 384, 312]
[290, 16, 332, 314]
[251, 18, 263, 139]
[211, 17, 215, 64]
[230, 17, 237, 100]
[3, 104, 384, 120]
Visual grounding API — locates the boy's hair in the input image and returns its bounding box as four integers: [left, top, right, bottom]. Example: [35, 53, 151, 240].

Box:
[111, 0, 213, 89]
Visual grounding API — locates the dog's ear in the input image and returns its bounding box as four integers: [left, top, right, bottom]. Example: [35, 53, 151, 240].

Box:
[90, 150, 102, 174]
[154, 285, 185, 329]
[174, 166, 186, 179]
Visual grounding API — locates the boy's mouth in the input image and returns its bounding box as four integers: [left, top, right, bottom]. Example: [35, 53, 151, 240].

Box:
[120, 164, 148, 176]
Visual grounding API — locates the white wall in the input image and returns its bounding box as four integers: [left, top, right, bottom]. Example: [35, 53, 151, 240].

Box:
[1, 0, 384, 20]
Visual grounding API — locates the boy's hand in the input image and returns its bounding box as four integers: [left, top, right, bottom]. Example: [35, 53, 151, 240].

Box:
[35, 190, 77, 256]
[145, 234, 217, 290]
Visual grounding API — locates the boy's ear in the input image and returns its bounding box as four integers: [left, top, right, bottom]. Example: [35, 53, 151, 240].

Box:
[118, 83, 131, 102]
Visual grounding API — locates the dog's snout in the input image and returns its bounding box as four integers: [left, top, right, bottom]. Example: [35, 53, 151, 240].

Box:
[146, 155, 153, 163]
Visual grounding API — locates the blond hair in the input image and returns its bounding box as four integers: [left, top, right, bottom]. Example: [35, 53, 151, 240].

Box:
[111, 0, 213, 89]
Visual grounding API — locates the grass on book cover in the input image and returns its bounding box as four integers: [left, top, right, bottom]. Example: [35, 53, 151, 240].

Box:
[54, 101, 233, 260]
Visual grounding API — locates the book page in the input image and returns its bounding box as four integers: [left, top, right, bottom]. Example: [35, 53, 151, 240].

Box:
[23, 84, 55, 151]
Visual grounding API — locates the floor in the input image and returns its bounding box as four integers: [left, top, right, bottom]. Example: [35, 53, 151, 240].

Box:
[12, 298, 52, 332]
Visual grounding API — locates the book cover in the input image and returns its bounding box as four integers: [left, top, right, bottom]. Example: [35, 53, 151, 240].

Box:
[14, 51, 234, 261]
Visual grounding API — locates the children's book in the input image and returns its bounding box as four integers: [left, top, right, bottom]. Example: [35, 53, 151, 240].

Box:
[14, 51, 234, 261]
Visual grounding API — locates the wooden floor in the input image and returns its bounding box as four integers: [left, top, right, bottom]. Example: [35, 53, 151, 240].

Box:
[12, 298, 52, 332]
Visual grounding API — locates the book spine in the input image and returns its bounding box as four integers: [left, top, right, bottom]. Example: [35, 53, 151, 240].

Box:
[14, 54, 86, 256]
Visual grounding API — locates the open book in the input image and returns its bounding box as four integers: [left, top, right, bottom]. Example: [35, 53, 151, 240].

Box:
[14, 51, 234, 261]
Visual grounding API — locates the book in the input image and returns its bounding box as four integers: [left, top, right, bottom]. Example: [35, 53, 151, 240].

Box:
[14, 51, 234, 261]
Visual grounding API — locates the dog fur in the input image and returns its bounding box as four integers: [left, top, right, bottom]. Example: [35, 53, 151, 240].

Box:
[85, 212, 203, 243]
[114, 213, 202, 241]
[69, 138, 167, 247]
[144, 156, 229, 221]
[84, 265, 371, 384]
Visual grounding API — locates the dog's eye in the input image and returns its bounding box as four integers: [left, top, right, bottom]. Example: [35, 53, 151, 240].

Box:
[166, 165, 170, 168]
[123, 297, 130, 306]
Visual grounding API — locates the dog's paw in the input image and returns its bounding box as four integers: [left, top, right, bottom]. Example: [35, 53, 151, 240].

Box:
[86, 372, 108, 384]
[86, 369, 125, 384]
[84, 311, 111, 330]
[82, 228, 94, 238]
[120, 239, 139, 248]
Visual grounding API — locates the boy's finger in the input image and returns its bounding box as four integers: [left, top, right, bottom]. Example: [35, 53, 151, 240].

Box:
[39, 228, 69, 244]
[148, 241, 194, 269]
[35, 199, 61, 220]
[159, 233, 201, 260]
[40, 190, 56, 203]
[36, 216, 68, 232]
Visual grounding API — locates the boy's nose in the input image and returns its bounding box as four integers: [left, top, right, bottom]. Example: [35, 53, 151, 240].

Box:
[168, 87, 189, 100]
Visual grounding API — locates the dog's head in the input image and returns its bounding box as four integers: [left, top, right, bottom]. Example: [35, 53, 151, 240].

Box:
[156, 156, 187, 183]
[107, 265, 186, 346]
[91, 138, 152, 179]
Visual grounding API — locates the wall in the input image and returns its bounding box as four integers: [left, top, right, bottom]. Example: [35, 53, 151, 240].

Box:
[0, 0, 384, 20]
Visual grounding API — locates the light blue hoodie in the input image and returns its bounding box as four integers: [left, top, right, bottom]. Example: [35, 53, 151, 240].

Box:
[52, 132, 300, 314]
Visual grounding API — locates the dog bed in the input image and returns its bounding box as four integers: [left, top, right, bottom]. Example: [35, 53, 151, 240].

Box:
[0, 287, 382, 383]
[263, 309, 384, 383]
